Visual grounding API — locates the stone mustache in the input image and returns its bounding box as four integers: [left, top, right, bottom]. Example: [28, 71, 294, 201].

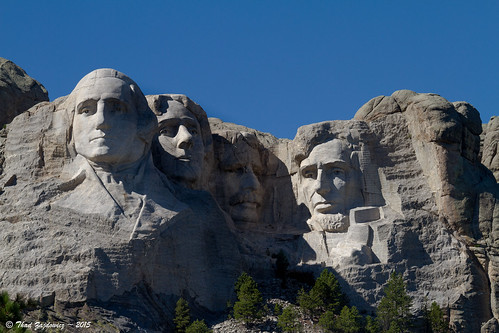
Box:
[0, 68, 497, 332]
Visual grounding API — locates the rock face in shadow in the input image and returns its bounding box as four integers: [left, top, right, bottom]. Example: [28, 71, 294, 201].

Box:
[0, 58, 48, 126]
[0, 60, 497, 332]
[353, 90, 497, 331]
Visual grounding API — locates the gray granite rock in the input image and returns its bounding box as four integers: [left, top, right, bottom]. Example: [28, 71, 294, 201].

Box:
[0, 58, 48, 126]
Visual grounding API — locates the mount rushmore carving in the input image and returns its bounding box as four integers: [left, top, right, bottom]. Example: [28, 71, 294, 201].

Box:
[0, 61, 498, 332]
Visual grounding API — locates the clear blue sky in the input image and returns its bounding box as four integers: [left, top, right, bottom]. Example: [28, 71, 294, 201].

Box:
[2, 1, 498, 139]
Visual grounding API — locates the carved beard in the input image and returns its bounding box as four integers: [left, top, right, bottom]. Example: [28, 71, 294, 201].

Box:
[307, 213, 349, 233]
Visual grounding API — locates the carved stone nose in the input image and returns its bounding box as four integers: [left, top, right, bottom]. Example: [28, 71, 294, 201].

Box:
[176, 125, 193, 149]
[95, 102, 110, 130]
[241, 168, 260, 190]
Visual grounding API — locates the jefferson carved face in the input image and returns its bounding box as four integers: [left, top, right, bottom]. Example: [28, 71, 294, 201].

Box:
[299, 139, 353, 231]
[216, 134, 264, 224]
[73, 77, 146, 166]
[156, 100, 204, 184]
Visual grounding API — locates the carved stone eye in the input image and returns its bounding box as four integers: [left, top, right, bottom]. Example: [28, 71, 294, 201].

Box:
[160, 126, 178, 137]
[302, 170, 315, 179]
[331, 168, 345, 177]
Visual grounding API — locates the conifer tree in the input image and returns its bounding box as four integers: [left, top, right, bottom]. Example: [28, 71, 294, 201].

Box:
[0, 291, 27, 333]
[335, 306, 362, 333]
[424, 301, 449, 333]
[185, 319, 211, 333]
[173, 297, 191, 333]
[318, 310, 336, 331]
[365, 315, 380, 333]
[277, 306, 301, 332]
[297, 269, 345, 318]
[233, 272, 263, 324]
[313, 269, 345, 314]
[297, 287, 322, 318]
[376, 272, 412, 332]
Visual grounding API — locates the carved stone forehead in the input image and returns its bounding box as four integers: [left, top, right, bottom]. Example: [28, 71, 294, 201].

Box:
[301, 139, 351, 167]
[75, 77, 133, 106]
[72, 68, 136, 93]
[157, 100, 197, 122]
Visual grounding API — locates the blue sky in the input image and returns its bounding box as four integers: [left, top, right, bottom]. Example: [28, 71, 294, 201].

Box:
[2, 1, 498, 139]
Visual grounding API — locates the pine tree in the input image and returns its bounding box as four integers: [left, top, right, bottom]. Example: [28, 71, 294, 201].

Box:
[425, 301, 449, 333]
[173, 298, 191, 333]
[297, 287, 323, 318]
[0, 291, 27, 333]
[335, 306, 362, 333]
[233, 272, 263, 324]
[376, 272, 412, 332]
[365, 315, 380, 333]
[277, 306, 301, 332]
[185, 319, 211, 333]
[313, 269, 345, 314]
[297, 269, 345, 319]
[318, 310, 336, 331]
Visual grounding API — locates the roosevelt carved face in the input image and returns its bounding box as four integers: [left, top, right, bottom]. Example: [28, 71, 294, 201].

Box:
[156, 100, 204, 184]
[299, 139, 354, 232]
[73, 77, 146, 166]
[216, 133, 264, 225]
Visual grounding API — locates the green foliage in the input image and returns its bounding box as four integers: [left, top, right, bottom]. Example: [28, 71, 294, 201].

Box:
[185, 319, 211, 333]
[335, 306, 362, 333]
[314, 269, 345, 313]
[423, 301, 449, 333]
[376, 272, 412, 333]
[174, 298, 191, 333]
[274, 303, 283, 316]
[297, 287, 322, 318]
[365, 315, 380, 333]
[233, 272, 263, 324]
[318, 310, 336, 331]
[297, 269, 345, 318]
[0, 291, 27, 333]
[277, 306, 301, 332]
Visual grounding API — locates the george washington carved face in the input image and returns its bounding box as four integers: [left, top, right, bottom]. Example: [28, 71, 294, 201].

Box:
[70, 69, 155, 168]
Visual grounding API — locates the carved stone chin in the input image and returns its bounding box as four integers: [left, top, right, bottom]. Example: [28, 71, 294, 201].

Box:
[307, 212, 349, 233]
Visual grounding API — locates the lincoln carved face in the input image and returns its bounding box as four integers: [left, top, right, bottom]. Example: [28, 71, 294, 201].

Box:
[299, 139, 357, 232]
[72, 74, 148, 167]
[156, 100, 204, 184]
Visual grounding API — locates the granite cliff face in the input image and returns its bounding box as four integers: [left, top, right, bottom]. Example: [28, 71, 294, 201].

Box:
[0, 60, 497, 332]
[0, 57, 48, 126]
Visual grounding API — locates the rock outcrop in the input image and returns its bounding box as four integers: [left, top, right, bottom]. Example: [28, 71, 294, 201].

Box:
[482, 116, 499, 182]
[0, 58, 48, 126]
[0, 61, 497, 332]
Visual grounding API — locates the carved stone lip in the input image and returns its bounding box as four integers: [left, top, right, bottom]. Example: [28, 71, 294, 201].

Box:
[230, 197, 261, 207]
[234, 202, 260, 209]
[314, 202, 336, 213]
[90, 136, 107, 142]
[314, 201, 333, 207]
[176, 155, 191, 161]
